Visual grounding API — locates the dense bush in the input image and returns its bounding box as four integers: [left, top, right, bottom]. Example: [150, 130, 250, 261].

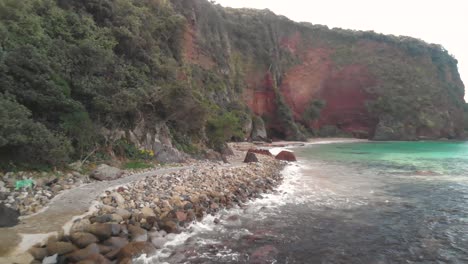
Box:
[0, 93, 71, 169]
[206, 112, 244, 151]
[0, 0, 190, 169]
[302, 100, 326, 123]
[0, 0, 464, 169]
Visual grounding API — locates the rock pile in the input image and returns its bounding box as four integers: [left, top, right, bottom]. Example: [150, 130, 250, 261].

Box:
[0, 171, 91, 216]
[30, 156, 284, 263]
[247, 148, 273, 157]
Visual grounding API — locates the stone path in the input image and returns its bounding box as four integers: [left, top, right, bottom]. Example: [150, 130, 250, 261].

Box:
[0, 166, 192, 261]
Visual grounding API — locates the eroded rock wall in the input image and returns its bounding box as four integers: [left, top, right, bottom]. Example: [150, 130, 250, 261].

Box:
[173, 0, 465, 140]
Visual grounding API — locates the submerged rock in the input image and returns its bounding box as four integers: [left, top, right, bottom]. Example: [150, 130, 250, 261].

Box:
[250, 245, 279, 264]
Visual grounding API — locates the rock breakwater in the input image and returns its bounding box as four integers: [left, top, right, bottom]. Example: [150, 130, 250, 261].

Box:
[28, 156, 285, 263]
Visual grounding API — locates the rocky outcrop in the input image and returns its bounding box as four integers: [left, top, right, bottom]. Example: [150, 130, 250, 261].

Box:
[102, 120, 188, 163]
[176, 0, 465, 140]
[31, 155, 285, 263]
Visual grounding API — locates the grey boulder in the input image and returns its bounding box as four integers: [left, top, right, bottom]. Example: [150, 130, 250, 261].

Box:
[90, 165, 123, 181]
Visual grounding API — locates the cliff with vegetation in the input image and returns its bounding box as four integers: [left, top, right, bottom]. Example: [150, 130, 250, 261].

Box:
[0, 0, 465, 169]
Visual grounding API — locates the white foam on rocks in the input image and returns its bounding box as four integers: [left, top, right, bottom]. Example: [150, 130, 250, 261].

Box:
[135, 163, 302, 263]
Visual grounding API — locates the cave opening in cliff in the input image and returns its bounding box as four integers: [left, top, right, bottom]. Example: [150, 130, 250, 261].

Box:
[268, 128, 287, 141]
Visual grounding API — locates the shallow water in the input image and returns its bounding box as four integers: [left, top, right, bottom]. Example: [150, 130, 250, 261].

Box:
[140, 141, 468, 264]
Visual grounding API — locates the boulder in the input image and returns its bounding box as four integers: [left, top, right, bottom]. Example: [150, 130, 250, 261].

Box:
[175, 211, 187, 222]
[160, 220, 178, 234]
[90, 165, 123, 181]
[46, 241, 77, 255]
[76, 254, 111, 264]
[150, 237, 167, 249]
[128, 225, 148, 242]
[117, 242, 156, 261]
[140, 207, 155, 218]
[65, 243, 100, 262]
[28, 246, 48, 260]
[251, 116, 268, 141]
[110, 192, 125, 207]
[243, 152, 259, 163]
[0, 203, 19, 227]
[275, 151, 297, 162]
[70, 218, 91, 233]
[115, 208, 131, 220]
[70, 232, 99, 248]
[85, 224, 121, 241]
[105, 248, 120, 260]
[91, 214, 123, 223]
[97, 244, 113, 255]
[103, 237, 128, 250]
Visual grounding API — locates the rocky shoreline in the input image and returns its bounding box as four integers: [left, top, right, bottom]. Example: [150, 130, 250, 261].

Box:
[0, 164, 177, 218]
[26, 153, 286, 263]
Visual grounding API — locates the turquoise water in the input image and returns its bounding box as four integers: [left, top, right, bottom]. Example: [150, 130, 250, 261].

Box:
[298, 141, 468, 175]
[146, 141, 468, 264]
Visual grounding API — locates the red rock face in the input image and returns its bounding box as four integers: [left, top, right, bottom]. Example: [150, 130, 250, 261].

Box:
[181, 14, 464, 140]
[182, 23, 215, 69]
[244, 72, 277, 116]
[280, 48, 333, 117]
[278, 45, 377, 138]
[240, 32, 379, 138]
[314, 65, 378, 138]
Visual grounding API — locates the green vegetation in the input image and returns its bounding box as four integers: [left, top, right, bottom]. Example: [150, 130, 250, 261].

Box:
[0, 0, 188, 169]
[0, 0, 464, 169]
[317, 125, 352, 138]
[123, 161, 154, 170]
[0, 93, 71, 170]
[206, 112, 244, 151]
[302, 100, 326, 123]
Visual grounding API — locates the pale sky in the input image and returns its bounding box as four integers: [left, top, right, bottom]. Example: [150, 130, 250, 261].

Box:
[216, 0, 468, 101]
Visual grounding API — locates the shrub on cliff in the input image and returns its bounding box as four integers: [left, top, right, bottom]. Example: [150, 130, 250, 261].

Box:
[302, 100, 326, 123]
[0, 94, 72, 170]
[206, 112, 244, 151]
